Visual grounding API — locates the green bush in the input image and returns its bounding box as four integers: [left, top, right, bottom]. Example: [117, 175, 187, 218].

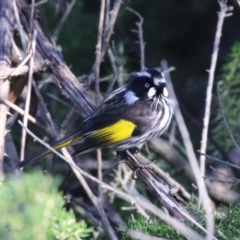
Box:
[0, 172, 92, 240]
[212, 42, 240, 152]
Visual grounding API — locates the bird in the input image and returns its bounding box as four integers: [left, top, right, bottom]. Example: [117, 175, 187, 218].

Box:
[18, 69, 174, 168]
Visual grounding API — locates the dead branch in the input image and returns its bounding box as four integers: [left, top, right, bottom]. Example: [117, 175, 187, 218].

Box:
[0, 60, 49, 80]
[0, 0, 15, 179]
[161, 60, 214, 239]
[20, 29, 37, 161]
[199, 0, 232, 177]
[126, 7, 145, 70]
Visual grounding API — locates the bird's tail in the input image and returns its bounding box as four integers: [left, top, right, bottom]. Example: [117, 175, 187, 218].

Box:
[17, 132, 83, 168]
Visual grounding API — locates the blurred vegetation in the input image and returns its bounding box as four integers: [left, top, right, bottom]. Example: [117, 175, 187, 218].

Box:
[122, 201, 240, 240]
[0, 172, 93, 240]
[211, 42, 240, 153]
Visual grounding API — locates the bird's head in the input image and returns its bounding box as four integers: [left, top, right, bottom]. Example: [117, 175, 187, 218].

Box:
[124, 69, 168, 104]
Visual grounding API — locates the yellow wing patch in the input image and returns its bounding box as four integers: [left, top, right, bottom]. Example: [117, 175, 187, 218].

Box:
[53, 135, 83, 150]
[89, 119, 136, 144]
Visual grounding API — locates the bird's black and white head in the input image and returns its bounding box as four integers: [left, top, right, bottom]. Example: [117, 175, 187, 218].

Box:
[124, 69, 168, 105]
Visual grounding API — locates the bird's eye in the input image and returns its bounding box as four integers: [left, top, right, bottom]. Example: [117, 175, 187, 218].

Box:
[145, 83, 150, 88]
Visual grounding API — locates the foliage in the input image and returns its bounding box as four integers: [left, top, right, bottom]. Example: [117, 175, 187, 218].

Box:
[0, 172, 93, 240]
[121, 216, 186, 240]
[212, 42, 240, 152]
[121, 199, 240, 240]
[215, 204, 240, 240]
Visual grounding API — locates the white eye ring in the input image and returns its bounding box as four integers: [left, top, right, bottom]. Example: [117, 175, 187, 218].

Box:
[145, 83, 150, 88]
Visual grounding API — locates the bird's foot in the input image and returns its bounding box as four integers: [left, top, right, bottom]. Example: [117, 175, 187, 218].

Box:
[117, 147, 139, 159]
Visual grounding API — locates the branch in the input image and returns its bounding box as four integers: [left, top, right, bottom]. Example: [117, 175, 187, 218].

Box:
[94, 0, 105, 97]
[52, 0, 76, 41]
[161, 60, 214, 239]
[199, 0, 232, 176]
[200, 152, 240, 170]
[0, 0, 14, 180]
[20, 29, 37, 161]
[126, 7, 145, 70]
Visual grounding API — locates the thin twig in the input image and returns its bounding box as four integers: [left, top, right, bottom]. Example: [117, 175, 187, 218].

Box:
[106, 48, 119, 94]
[13, 0, 27, 52]
[7, 52, 32, 78]
[104, 0, 110, 38]
[95, 2, 117, 237]
[199, 152, 240, 170]
[52, 0, 76, 40]
[199, 0, 232, 177]
[104, 0, 122, 51]
[20, 29, 37, 161]
[161, 60, 214, 239]
[0, 97, 44, 127]
[206, 165, 240, 185]
[95, 0, 106, 98]
[97, 149, 103, 196]
[0, 60, 49, 80]
[30, 0, 48, 7]
[6, 26, 23, 61]
[29, 0, 35, 40]
[126, 7, 145, 70]
[88, 0, 122, 84]
[32, 80, 57, 137]
[217, 83, 240, 152]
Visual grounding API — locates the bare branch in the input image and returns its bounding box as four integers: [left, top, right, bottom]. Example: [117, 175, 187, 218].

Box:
[52, 0, 76, 41]
[88, 0, 122, 84]
[94, 2, 118, 238]
[95, 0, 106, 98]
[13, 0, 27, 52]
[0, 60, 49, 80]
[199, 0, 232, 176]
[106, 47, 118, 94]
[6, 26, 23, 61]
[200, 152, 240, 170]
[30, 0, 48, 7]
[0, 0, 14, 180]
[20, 29, 37, 161]
[126, 7, 145, 70]
[161, 60, 214, 239]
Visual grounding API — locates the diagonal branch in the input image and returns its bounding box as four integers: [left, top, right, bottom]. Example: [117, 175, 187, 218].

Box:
[161, 60, 214, 239]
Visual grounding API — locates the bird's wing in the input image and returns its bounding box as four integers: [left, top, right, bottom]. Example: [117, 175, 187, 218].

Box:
[72, 117, 137, 156]
[17, 102, 137, 167]
[73, 100, 153, 155]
